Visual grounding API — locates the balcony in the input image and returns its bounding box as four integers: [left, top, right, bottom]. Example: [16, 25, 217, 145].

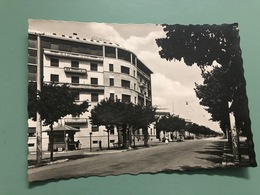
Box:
[64, 118, 88, 124]
[64, 67, 87, 75]
[44, 49, 103, 62]
[69, 83, 105, 91]
[138, 81, 147, 89]
[137, 68, 151, 80]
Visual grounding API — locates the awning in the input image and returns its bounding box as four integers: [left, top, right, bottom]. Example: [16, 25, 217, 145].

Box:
[43, 125, 80, 132]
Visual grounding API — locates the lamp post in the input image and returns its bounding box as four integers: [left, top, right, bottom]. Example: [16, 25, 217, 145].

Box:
[89, 132, 92, 152]
[35, 32, 44, 164]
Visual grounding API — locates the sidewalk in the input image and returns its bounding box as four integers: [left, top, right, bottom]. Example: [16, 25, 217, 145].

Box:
[28, 142, 165, 168]
[221, 139, 250, 167]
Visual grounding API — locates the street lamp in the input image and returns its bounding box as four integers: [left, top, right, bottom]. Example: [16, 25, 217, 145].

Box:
[35, 32, 44, 164]
[89, 132, 92, 152]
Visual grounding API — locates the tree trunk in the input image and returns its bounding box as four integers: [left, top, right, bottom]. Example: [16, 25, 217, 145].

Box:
[143, 127, 149, 146]
[116, 125, 121, 148]
[225, 101, 232, 144]
[128, 127, 132, 147]
[49, 124, 54, 161]
[133, 129, 136, 148]
[106, 125, 110, 149]
[107, 130, 110, 149]
[122, 124, 127, 149]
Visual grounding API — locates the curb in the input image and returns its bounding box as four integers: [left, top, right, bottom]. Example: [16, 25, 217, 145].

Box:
[84, 149, 127, 155]
[28, 159, 69, 169]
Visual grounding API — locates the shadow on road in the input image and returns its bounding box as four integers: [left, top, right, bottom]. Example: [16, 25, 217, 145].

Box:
[194, 141, 224, 164]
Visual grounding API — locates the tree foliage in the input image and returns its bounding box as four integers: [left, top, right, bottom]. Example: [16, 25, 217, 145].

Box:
[156, 23, 256, 166]
[28, 82, 89, 126]
[185, 123, 221, 137]
[194, 66, 231, 133]
[156, 114, 186, 133]
[156, 23, 240, 68]
[156, 23, 249, 134]
[28, 82, 90, 160]
[90, 97, 156, 148]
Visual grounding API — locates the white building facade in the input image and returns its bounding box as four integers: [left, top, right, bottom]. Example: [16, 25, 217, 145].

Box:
[27, 32, 156, 152]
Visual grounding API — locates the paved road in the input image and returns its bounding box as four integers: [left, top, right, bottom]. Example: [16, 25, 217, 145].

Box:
[28, 137, 224, 182]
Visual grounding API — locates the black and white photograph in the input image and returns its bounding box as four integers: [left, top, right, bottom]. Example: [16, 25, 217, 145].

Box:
[27, 19, 257, 183]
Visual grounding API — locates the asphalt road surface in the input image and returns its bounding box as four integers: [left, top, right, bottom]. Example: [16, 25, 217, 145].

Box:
[28, 137, 224, 182]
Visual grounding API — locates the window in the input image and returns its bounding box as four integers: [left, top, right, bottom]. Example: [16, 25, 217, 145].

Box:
[50, 58, 59, 67]
[50, 43, 59, 50]
[109, 93, 114, 101]
[90, 63, 98, 71]
[73, 91, 80, 101]
[50, 74, 59, 82]
[92, 125, 99, 132]
[110, 126, 115, 135]
[71, 76, 79, 84]
[28, 48, 37, 57]
[93, 140, 98, 144]
[28, 65, 37, 73]
[28, 55, 36, 64]
[71, 61, 79, 68]
[121, 79, 130, 88]
[109, 64, 114, 72]
[110, 140, 115, 143]
[28, 39, 36, 48]
[28, 143, 35, 147]
[122, 94, 131, 103]
[109, 78, 114, 86]
[121, 66, 130, 74]
[28, 127, 36, 137]
[105, 46, 116, 58]
[134, 83, 136, 90]
[91, 93, 99, 102]
[91, 78, 98, 85]
[132, 54, 136, 65]
[118, 48, 131, 62]
[133, 70, 136, 77]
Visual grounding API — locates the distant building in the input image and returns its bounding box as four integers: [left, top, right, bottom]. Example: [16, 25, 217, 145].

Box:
[155, 108, 171, 140]
[27, 32, 155, 152]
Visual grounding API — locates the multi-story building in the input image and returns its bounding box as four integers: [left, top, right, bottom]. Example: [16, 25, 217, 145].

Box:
[27, 32, 156, 152]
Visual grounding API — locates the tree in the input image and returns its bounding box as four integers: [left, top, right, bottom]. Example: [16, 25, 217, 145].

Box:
[185, 123, 221, 138]
[156, 23, 256, 166]
[90, 97, 157, 149]
[90, 97, 133, 149]
[129, 104, 157, 147]
[194, 66, 232, 136]
[90, 97, 122, 149]
[28, 82, 90, 161]
[156, 114, 186, 140]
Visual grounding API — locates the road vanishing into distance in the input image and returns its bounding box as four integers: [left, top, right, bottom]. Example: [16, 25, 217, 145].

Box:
[28, 137, 224, 182]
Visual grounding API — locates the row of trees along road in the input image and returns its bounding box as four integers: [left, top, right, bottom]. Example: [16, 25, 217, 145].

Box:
[28, 82, 90, 161]
[156, 23, 256, 166]
[90, 97, 157, 149]
[156, 114, 221, 139]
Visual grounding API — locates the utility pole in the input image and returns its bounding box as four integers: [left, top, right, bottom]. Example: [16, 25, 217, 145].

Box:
[89, 132, 92, 152]
[36, 33, 44, 164]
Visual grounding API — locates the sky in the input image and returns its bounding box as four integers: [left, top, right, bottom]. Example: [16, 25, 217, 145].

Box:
[29, 19, 221, 132]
